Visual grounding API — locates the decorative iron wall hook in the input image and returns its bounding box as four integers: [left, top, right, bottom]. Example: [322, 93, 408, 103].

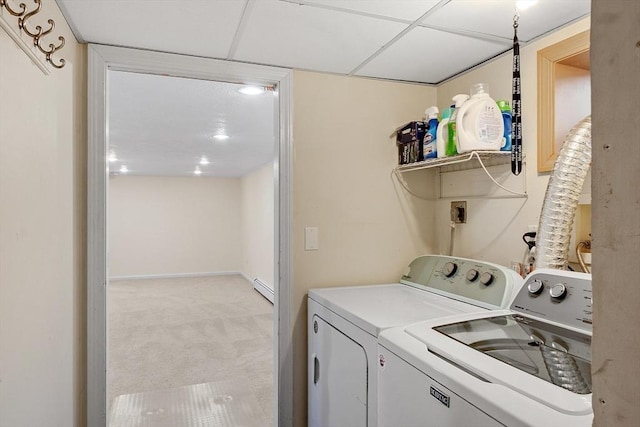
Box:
[0, 0, 26, 16]
[0, 0, 66, 69]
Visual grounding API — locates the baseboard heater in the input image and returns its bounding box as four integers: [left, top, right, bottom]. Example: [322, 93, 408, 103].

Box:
[253, 278, 274, 304]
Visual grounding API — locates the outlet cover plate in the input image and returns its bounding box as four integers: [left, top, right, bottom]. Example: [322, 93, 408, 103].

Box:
[451, 201, 467, 224]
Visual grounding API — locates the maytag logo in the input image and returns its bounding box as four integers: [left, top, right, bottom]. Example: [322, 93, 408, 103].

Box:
[430, 386, 450, 408]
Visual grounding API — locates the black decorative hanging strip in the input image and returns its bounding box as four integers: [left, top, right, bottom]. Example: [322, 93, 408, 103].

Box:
[511, 13, 522, 175]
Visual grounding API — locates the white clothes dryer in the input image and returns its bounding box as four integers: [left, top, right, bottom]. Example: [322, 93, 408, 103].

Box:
[307, 255, 524, 427]
[377, 269, 593, 427]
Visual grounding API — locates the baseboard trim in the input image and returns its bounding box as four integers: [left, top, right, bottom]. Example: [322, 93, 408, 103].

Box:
[253, 278, 274, 304]
[109, 271, 242, 281]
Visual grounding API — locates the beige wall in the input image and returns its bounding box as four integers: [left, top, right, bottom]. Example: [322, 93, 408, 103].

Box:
[291, 71, 437, 424]
[108, 176, 242, 277]
[0, 1, 86, 426]
[241, 162, 275, 289]
[591, 1, 640, 425]
[434, 17, 591, 267]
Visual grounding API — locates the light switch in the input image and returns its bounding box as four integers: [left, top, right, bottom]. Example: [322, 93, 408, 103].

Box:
[305, 227, 319, 251]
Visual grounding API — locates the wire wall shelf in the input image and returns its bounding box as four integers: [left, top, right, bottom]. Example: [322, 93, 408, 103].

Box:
[393, 151, 527, 198]
[395, 151, 514, 173]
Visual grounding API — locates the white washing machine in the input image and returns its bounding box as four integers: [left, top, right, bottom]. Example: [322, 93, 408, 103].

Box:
[377, 269, 593, 427]
[307, 255, 524, 427]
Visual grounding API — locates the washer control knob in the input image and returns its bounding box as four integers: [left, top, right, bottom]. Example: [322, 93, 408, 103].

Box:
[528, 279, 544, 296]
[549, 283, 568, 300]
[479, 272, 494, 286]
[443, 262, 458, 277]
[466, 269, 479, 282]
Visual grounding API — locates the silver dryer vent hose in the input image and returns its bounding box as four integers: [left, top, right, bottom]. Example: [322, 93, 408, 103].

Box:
[535, 116, 591, 270]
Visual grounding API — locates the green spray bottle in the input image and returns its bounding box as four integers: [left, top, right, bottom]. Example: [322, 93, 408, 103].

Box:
[446, 94, 469, 156]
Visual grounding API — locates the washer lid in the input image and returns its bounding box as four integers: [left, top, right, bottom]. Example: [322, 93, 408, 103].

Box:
[396, 312, 593, 416]
[434, 314, 592, 395]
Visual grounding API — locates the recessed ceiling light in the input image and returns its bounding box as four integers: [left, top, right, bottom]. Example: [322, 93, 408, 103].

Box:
[239, 86, 265, 95]
[108, 152, 118, 162]
[200, 156, 210, 165]
[119, 165, 128, 174]
[194, 167, 202, 175]
[213, 134, 229, 140]
[516, 0, 537, 11]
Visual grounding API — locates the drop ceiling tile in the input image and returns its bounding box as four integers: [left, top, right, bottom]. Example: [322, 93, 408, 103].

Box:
[355, 26, 510, 84]
[298, 0, 442, 21]
[232, 0, 409, 74]
[421, 0, 590, 42]
[57, 0, 246, 58]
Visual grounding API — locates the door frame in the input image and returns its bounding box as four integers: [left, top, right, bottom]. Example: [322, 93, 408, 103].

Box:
[87, 44, 293, 426]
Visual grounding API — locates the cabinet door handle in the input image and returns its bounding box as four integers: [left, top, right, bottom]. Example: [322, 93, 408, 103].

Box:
[313, 355, 320, 384]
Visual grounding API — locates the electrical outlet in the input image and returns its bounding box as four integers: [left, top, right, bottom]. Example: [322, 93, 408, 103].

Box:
[451, 201, 467, 224]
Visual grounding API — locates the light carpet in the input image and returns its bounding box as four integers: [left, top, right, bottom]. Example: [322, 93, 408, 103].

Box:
[108, 274, 273, 426]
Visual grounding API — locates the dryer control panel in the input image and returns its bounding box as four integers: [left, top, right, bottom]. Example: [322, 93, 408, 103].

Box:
[510, 269, 593, 333]
[401, 255, 521, 310]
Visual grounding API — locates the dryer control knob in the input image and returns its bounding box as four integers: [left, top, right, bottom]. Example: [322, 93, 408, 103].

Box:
[549, 283, 568, 300]
[443, 262, 458, 277]
[479, 272, 494, 286]
[466, 269, 479, 282]
[528, 279, 544, 296]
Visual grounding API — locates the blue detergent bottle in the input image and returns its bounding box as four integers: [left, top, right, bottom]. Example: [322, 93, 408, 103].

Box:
[497, 100, 512, 152]
[423, 106, 439, 159]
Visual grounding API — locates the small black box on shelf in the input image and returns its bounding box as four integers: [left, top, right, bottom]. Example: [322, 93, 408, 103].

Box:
[396, 121, 425, 165]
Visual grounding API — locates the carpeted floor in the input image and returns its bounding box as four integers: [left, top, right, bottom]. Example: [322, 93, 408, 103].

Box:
[108, 274, 274, 425]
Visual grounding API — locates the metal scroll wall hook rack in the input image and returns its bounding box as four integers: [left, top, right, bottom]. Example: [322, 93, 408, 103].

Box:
[0, 0, 65, 69]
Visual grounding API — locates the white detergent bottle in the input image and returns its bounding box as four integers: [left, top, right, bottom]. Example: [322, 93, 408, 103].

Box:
[436, 107, 452, 158]
[455, 83, 504, 153]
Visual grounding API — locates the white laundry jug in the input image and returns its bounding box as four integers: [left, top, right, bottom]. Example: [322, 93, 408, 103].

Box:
[455, 83, 505, 153]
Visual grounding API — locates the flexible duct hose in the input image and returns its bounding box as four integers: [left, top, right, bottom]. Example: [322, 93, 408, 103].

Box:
[535, 116, 591, 270]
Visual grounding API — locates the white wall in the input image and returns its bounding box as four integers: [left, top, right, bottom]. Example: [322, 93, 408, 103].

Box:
[108, 176, 242, 277]
[241, 162, 274, 289]
[0, 1, 86, 425]
[434, 17, 591, 267]
[291, 71, 437, 425]
[554, 63, 590, 153]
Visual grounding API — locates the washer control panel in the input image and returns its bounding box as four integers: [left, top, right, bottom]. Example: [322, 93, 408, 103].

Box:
[401, 255, 520, 309]
[511, 269, 593, 333]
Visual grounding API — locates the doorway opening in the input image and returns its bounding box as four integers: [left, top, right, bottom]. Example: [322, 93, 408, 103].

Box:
[106, 70, 276, 425]
[87, 45, 293, 427]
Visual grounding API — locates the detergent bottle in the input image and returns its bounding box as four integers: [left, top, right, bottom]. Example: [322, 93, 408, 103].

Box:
[497, 100, 512, 152]
[455, 83, 504, 153]
[436, 107, 453, 158]
[423, 106, 439, 159]
[446, 94, 469, 156]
